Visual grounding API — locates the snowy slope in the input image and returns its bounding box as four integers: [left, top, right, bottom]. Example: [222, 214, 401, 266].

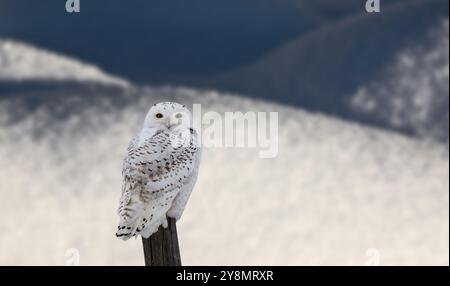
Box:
[351, 20, 449, 142]
[0, 85, 448, 266]
[0, 41, 448, 266]
[0, 39, 129, 87]
[210, 0, 448, 142]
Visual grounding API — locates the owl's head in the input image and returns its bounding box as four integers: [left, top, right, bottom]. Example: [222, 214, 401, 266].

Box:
[144, 102, 192, 130]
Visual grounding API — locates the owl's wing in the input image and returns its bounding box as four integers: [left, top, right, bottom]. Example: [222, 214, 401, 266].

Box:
[167, 129, 202, 220]
[116, 129, 200, 240]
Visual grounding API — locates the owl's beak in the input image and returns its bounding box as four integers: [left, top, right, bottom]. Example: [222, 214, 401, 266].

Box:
[167, 116, 181, 129]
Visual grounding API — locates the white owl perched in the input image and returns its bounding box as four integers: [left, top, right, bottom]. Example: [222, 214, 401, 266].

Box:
[116, 102, 201, 240]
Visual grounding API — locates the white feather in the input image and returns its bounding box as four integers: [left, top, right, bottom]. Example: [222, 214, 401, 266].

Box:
[116, 102, 201, 240]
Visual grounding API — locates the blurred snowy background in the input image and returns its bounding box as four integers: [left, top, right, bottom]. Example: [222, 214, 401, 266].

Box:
[0, 0, 448, 265]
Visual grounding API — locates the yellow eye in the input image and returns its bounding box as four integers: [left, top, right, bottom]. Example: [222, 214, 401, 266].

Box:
[155, 113, 163, 119]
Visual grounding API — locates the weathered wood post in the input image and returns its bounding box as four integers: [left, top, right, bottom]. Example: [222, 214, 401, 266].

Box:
[141, 217, 181, 266]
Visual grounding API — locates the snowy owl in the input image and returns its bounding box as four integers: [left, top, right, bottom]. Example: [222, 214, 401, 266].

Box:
[116, 102, 201, 240]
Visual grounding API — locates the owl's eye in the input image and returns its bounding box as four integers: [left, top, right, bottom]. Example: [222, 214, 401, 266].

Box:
[175, 113, 183, 119]
[155, 113, 163, 119]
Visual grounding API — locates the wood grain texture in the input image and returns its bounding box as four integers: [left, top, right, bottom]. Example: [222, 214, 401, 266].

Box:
[142, 217, 181, 266]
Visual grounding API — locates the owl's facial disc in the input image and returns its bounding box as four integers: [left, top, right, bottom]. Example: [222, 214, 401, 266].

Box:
[167, 111, 189, 130]
[144, 103, 192, 130]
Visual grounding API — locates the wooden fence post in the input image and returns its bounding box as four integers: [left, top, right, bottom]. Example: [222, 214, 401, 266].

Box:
[141, 217, 181, 266]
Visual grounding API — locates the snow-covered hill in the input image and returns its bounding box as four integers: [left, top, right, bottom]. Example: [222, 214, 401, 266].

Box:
[351, 20, 449, 143]
[210, 0, 448, 142]
[0, 39, 129, 87]
[0, 41, 448, 266]
[1, 88, 448, 266]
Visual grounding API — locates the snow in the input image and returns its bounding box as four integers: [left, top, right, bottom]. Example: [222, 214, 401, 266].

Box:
[351, 20, 449, 142]
[0, 85, 448, 265]
[0, 40, 448, 266]
[0, 39, 129, 87]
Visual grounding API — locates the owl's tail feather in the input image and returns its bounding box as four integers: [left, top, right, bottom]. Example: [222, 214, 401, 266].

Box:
[116, 192, 143, 240]
[116, 214, 141, 240]
[116, 214, 161, 240]
[139, 216, 168, 239]
[116, 224, 137, 240]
